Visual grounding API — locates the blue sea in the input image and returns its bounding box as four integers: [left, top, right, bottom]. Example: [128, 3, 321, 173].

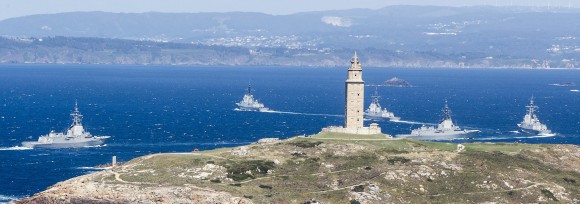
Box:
[0, 64, 579, 202]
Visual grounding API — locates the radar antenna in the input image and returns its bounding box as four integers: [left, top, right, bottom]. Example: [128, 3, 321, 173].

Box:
[526, 96, 538, 119]
[70, 100, 83, 126]
[442, 99, 452, 121]
[372, 87, 380, 104]
[246, 82, 252, 95]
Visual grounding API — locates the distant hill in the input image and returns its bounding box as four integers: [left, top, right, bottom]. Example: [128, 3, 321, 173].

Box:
[0, 6, 578, 68]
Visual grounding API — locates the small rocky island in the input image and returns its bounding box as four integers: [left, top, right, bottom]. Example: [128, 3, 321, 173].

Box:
[368, 77, 412, 87]
[384, 77, 412, 87]
[16, 133, 580, 203]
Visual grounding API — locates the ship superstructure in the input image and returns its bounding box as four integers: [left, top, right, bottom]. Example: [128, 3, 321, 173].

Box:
[518, 97, 552, 135]
[22, 102, 110, 148]
[364, 88, 400, 121]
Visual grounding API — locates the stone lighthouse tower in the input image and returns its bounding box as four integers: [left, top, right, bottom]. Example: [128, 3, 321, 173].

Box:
[321, 52, 382, 135]
[345, 52, 364, 129]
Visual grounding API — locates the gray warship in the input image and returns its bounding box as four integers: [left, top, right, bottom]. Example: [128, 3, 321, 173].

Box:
[364, 88, 400, 121]
[235, 84, 269, 112]
[22, 102, 110, 148]
[397, 100, 479, 140]
[518, 97, 552, 135]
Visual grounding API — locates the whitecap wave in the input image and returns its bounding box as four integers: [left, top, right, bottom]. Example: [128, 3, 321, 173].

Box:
[509, 130, 521, 134]
[570, 89, 579, 92]
[82, 144, 107, 148]
[513, 134, 556, 139]
[111, 141, 249, 147]
[0, 146, 33, 151]
[76, 166, 109, 170]
[390, 120, 426, 125]
[0, 194, 20, 203]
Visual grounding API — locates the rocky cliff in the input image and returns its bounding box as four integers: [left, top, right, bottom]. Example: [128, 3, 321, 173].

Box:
[16, 133, 580, 203]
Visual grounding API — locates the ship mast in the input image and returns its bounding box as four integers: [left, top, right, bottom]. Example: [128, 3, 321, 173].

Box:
[372, 87, 380, 104]
[442, 99, 452, 121]
[526, 96, 537, 119]
[71, 100, 83, 126]
[246, 83, 252, 95]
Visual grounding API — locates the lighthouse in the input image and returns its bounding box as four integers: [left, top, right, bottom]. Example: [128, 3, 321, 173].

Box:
[344, 52, 364, 129]
[321, 52, 383, 135]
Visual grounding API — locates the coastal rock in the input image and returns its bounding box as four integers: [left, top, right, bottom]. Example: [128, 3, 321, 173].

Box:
[231, 146, 249, 156]
[257, 138, 280, 144]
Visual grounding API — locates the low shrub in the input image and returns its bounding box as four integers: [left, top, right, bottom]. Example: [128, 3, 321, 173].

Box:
[352, 185, 365, 192]
[563, 178, 576, 183]
[224, 160, 275, 181]
[387, 157, 411, 165]
[289, 141, 323, 148]
[541, 189, 558, 201]
[259, 184, 273, 189]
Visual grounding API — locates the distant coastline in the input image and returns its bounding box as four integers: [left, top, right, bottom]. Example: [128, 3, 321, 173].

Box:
[1, 6, 578, 69]
[2, 62, 579, 69]
[1, 36, 577, 69]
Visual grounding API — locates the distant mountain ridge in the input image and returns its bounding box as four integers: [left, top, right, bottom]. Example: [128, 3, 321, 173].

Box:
[0, 6, 578, 68]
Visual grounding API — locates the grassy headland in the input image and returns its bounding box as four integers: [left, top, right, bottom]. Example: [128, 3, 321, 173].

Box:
[17, 133, 580, 203]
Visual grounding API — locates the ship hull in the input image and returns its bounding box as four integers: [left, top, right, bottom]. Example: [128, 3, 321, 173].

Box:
[396, 130, 479, 140]
[519, 128, 552, 136]
[22, 137, 109, 149]
[364, 114, 400, 121]
[236, 106, 269, 112]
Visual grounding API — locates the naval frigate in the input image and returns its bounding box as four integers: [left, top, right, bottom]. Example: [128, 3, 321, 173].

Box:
[22, 102, 110, 148]
[518, 97, 552, 135]
[364, 88, 400, 121]
[235, 84, 269, 112]
[397, 100, 479, 140]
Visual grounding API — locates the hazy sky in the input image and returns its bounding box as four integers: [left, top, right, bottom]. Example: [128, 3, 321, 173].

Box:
[1, 0, 578, 20]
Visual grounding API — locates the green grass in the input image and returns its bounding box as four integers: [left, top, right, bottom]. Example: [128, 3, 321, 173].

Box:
[311, 132, 390, 140]
[463, 142, 538, 153]
[404, 139, 458, 151]
[303, 134, 458, 152]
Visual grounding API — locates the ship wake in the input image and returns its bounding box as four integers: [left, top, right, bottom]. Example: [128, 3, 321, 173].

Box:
[0, 146, 33, 151]
[390, 120, 432, 125]
[262, 110, 343, 117]
[453, 134, 558, 141]
[83, 144, 107, 148]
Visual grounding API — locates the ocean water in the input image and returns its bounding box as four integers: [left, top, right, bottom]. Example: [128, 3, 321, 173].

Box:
[0, 64, 579, 201]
